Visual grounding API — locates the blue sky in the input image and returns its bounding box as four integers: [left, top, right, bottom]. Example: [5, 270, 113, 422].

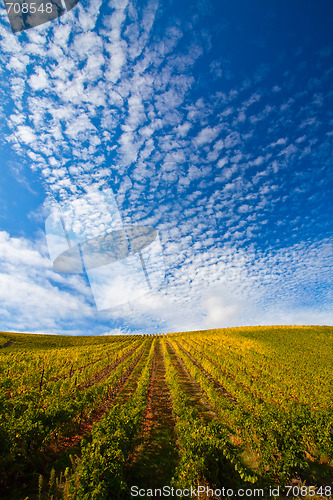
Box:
[0, 0, 332, 335]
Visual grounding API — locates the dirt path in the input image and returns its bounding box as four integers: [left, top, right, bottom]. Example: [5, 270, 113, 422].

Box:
[166, 339, 217, 421]
[126, 339, 179, 496]
[174, 339, 238, 405]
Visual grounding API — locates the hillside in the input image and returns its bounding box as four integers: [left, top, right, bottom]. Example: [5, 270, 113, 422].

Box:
[0, 326, 332, 499]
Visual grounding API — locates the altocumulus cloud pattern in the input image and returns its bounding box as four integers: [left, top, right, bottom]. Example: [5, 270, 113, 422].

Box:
[0, 0, 332, 335]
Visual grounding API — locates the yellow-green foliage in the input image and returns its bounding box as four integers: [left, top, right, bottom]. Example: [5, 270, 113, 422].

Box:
[0, 326, 332, 499]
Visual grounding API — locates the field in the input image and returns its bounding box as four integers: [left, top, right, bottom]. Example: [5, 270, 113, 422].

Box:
[0, 326, 332, 499]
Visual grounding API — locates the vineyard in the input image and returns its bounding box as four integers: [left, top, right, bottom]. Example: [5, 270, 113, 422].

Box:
[0, 326, 332, 499]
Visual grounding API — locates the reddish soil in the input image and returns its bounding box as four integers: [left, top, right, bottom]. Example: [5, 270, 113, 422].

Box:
[126, 339, 179, 496]
[174, 339, 238, 404]
[166, 340, 217, 421]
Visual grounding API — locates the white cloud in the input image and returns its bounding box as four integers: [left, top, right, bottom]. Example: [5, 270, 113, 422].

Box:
[0, 231, 93, 332]
[15, 125, 37, 144]
[202, 291, 241, 327]
[194, 125, 220, 146]
[28, 68, 49, 90]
